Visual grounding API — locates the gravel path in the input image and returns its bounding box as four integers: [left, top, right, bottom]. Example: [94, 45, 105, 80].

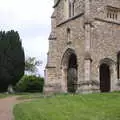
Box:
[0, 96, 29, 120]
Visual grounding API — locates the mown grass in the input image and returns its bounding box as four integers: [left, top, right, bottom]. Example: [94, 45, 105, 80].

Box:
[16, 93, 44, 100]
[14, 92, 120, 120]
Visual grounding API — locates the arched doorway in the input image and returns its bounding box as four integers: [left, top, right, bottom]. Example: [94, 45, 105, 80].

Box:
[61, 48, 78, 93]
[117, 52, 120, 80]
[67, 53, 77, 93]
[100, 63, 110, 92]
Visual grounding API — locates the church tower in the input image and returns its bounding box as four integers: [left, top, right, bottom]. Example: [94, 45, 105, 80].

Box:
[44, 0, 120, 93]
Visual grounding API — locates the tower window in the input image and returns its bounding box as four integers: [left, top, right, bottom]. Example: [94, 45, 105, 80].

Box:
[71, 0, 75, 17]
[66, 28, 72, 44]
[106, 6, 120, 21]
[69, 1, 72, 17]
[67, 28, 70, 41]
[64, 0, 75, 19]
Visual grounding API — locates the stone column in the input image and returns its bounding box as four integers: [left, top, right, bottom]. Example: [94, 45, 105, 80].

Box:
[111, 64, 118, 91]
[81, 0, 92, 93]
[61, 66, 68, 93]
[84, 0, 91, 82]
[84, 57, 91, 81]
[44, 69, 48, 85]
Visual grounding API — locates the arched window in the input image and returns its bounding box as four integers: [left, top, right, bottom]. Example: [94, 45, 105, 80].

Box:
[69, 0, 72, 17]
[64, 0, 69, 18]
[64, 0, 75, 19]
[72, 1, 75, 16]
[71, 0, 75, 17]
[67, 28, 70, 41]
[117, 52, 120, 79]
[66, 28, 72, 44]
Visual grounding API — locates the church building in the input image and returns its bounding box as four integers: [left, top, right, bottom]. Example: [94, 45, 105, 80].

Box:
[44, 0, 120, 93]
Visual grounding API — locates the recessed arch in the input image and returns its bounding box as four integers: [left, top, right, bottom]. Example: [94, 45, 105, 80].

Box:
[61, 48, 76, 67]
[99, 58, 115, 92]
[61, 48, 78, 93]
[99, 58, 115, 66]
[100, 63, 110, 92]
[117, 51, 120, 80]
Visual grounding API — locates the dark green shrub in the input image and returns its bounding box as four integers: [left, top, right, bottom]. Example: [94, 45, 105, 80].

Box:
[15, 75, 44, 93]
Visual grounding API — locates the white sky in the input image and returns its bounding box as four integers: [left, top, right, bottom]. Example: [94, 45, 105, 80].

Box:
[0, 0, 54, 76]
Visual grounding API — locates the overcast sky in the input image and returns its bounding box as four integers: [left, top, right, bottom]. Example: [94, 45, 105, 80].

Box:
[0, 0, 54, 76]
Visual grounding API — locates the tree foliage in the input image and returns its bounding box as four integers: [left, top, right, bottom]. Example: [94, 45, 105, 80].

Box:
[0, 30, 25, 92]
[15, 75, 44, 93]
[25, 57, 42, 74]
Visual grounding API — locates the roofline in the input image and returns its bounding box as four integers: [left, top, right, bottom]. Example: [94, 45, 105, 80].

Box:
[53, 0, 60, 8]
[57, 13, 84, 27]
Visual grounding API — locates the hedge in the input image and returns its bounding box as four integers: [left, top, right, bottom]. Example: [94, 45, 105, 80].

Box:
[15, 75, 44, 93]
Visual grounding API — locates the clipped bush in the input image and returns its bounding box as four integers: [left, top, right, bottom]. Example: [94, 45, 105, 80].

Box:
[15, 75, 44, 93]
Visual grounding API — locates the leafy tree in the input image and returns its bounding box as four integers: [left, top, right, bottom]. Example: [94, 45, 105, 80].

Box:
[0, 30, 25, 92]
[25, 57, 42, 75]
[15, 75, 44, 93]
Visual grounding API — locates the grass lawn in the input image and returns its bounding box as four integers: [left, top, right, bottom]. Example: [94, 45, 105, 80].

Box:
[14, 93, 120, 120]
[16, 93, 44, 100]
